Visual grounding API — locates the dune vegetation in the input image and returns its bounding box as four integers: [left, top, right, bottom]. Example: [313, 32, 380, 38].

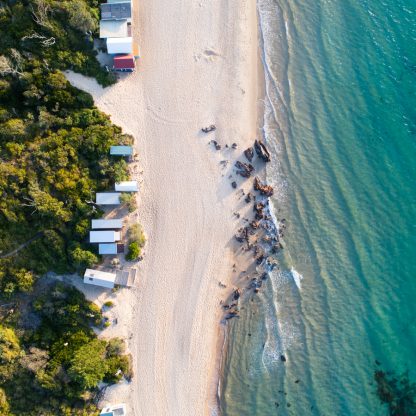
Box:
[0, 1, 132, 413]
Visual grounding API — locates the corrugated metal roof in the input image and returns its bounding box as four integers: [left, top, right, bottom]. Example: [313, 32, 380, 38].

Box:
[96, 193, 121, 205]
[99, 243, 118, 255]
[84, 269, 116, 282]
[107, 37, 133, 54]
[110, 145, 133, 156]
[99, 20, 128, 38]
[101, 2, 132, 20]
[91, 219, 123, 229]
[90, 231, 121, 243]
[114, 54, 135, 69]
[115, 181, 138, 192]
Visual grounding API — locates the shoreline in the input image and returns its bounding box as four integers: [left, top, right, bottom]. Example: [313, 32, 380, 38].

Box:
[66, 0, 261, 413]
[214, 2, 268, 412]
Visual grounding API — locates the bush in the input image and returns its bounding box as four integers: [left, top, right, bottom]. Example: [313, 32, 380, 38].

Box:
[106, 338, 125, 357]
[120, 193, 137, 213]
[103, 301, 114, 308]
[125, 242, 140, 261]
[128, 223, 146, 247]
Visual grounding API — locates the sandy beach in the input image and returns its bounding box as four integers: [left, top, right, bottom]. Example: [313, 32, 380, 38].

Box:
[66, 0, 260, 414]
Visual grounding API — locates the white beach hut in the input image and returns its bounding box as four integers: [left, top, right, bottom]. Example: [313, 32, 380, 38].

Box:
[91, 219, 123, 230]
[101, 2, 132, 21]
[100, 20, 128, 38]
[96, 193, 121, 205]
[106, 37, 133, 54]
[115, 181, 138, 192]
[84, 269, 116, 289]
[90, 231, 121, 243]
[100, 403, 127, 416]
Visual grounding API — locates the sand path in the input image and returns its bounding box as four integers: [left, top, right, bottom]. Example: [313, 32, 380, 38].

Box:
[67, 0, 259, 414]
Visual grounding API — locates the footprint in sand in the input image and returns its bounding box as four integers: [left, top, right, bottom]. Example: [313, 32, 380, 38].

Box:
[203, 49, 221, 62]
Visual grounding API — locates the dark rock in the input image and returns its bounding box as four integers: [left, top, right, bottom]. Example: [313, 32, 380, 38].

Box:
[232, 143, 237, 149]
[235, 161, 254, 178]
[280, 354, 286, 362]
[202, 124, 216, 133]
[245, 192, 252, 203]
[225, 311, 239, 320]
[254, 139, 271, 162]
[261, 272, 268, 280]
[233, 289, 241, 301]
[244, 146, 254, 162]
[295, 379, 300, 383]
[235, 227, 249, 243]
[250, 220, 260, 229]
[254, 177, 274, 196]
[231, 181, 237, 189]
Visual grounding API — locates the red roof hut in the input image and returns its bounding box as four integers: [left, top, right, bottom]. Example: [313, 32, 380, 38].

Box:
[113, 54, 135, 72]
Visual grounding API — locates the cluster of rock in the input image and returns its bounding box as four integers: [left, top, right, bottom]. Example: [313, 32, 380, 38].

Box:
[222, 138, 287, 321]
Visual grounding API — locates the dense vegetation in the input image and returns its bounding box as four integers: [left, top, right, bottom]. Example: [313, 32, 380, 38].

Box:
[0, 281, 131, 415]
[0, 0, 132, 294]
[0, 1, 134, 413]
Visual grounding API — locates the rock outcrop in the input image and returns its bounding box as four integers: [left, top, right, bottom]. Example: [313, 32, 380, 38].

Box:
[254, 139, 271, 162]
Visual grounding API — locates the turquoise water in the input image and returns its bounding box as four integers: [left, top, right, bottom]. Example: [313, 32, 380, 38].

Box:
[220, 1, 416, 415]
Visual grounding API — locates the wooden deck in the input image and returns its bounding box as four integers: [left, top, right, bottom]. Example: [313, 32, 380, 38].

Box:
[115, 268, 137, 287]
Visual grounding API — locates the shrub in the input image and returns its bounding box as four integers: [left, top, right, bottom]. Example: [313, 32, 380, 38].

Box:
[103, 301, 114, 308]
[106, 338, 125, 357]
[120, 193, 137, 213]
[128, 223, 146, 247]
[125, 242, 140, 261]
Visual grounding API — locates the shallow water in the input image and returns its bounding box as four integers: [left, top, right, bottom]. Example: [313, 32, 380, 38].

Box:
[220, 1, 416, 415]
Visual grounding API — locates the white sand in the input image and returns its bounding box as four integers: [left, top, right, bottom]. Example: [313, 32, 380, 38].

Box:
[66, 0, 260, 414]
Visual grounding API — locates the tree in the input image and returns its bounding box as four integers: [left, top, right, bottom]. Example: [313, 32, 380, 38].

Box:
[63, 0, 97, 33]
[69, 339, 107, 389]
[70, 247, 98, 269]
[0, 388, 10, 415]
[0, 325, 21, 363]
[11, 268, 34, 292]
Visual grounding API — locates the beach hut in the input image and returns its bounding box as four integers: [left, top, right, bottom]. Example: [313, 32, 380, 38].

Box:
[115, 181, 138, 192]
[100, 403, 127, 416]
[98, 243, 118, 255]
[90, 230, 121, 243]
[110, 145, 133, 156]
[100, 2, 132, 21]
[107, 37, 133, 54]
[99, 20, 128, 38]
[91, 219, 123, 229]
[96, 192, 121, 205]
[84, 269, 116, 289]
[113, 54, 136, 72]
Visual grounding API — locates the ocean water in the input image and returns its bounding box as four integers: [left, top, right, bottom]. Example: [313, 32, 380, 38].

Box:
[220, 1, 416, 415]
